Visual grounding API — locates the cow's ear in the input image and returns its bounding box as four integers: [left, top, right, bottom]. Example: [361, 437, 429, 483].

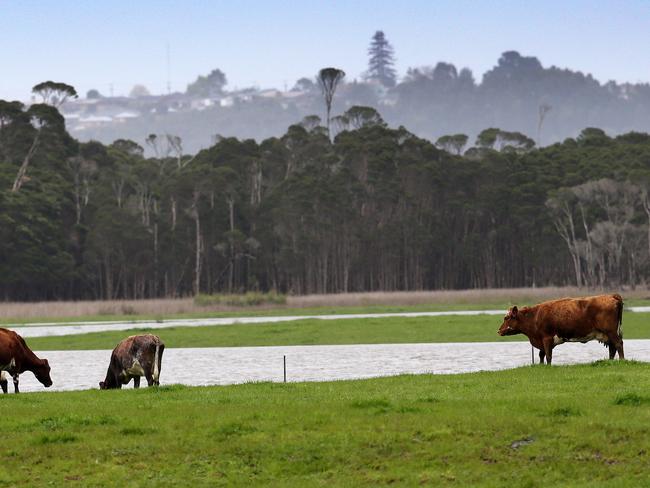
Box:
[511, 306, 518, 317]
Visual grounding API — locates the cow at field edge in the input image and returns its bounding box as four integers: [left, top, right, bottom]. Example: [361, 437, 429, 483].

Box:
[0, 328, 52, 393]
[100, 334, 164, 389]
[497, 294, 624, 364]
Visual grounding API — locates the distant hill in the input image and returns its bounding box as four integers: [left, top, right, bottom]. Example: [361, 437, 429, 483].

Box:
[63, 51, 650, 154]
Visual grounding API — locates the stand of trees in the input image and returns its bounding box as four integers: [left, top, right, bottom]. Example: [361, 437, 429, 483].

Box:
[2, 91, 650, 300]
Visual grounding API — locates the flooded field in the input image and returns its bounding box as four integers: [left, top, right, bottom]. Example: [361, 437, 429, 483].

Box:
[10, 307, 649, 338]
[10, 310, 505, 337]
[11, 339, 650, 393]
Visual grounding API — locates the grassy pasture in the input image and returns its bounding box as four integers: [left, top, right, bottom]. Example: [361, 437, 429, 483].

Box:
[25, 312, 650, 351]
[2, 362, 650, 486]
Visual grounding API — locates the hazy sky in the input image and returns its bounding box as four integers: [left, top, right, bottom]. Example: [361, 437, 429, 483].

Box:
[2, 0, 649, 101]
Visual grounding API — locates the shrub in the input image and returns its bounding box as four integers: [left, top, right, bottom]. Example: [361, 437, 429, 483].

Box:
[194, 292, 287, 308]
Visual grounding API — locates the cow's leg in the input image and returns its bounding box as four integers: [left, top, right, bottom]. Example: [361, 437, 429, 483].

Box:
[542, 338, 554, 365]
[0, 372, 7, 394]
[12, 374, 19, 393]
[133, 376, 140, 389]
[145, 372, 154, 387]
[608, 343, 616, 360]
[538, 349, 545, 364]
[607, 332, 625, 360]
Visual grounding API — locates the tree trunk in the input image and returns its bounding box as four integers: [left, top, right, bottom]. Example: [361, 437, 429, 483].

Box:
[11, 132, 39, 192]
[194, 211, 201, 296]
[228, 197, 235, 293]
[153, 222, 159, 296]
[74, 172, 82, 224]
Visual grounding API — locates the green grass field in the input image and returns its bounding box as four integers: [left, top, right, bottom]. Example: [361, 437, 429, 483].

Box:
[26, 312, 650, 351]
[2, 362, 650, 486]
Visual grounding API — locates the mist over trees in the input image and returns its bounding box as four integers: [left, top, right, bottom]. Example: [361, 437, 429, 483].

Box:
[66, 33, 650, 155]
[3, 80, 650, 300]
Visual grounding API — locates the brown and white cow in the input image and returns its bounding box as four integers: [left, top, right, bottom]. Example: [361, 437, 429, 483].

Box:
[99, 334, 164, 389]
[0, 328, 52, 393]
[497, 294, 624, 364]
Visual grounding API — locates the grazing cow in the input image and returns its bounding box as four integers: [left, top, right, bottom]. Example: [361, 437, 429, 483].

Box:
[99, 334, 164, 390]
[497, 294, 624, 364]
[0, 328, 52, 393]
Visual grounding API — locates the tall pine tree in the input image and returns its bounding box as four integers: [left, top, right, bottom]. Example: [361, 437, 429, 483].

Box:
[364, 31, 397, 88]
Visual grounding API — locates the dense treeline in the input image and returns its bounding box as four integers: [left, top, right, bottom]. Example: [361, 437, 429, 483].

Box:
[2, 96, 650, 300]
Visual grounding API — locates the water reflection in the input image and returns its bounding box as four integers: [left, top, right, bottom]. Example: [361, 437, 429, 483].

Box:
[11, 339, 650, 393]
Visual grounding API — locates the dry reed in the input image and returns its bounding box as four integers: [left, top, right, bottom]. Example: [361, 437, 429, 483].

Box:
[287, 287, 650, 308]
[0, 287, 648, 321]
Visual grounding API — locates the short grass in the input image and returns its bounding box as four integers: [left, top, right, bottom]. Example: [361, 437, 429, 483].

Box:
[26, 312, 650, 351]
[2, 362, 650, 486]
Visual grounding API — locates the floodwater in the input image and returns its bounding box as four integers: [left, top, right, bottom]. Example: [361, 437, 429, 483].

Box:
[10, 310, 506, 338]
[11, 339, 650, 393]
[10, 307, 650, 338]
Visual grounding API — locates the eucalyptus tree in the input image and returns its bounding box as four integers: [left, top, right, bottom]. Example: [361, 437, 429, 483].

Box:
[11, 104, 66, 192]
[547, 179, 641, 288]
[0, 100, 24, 131]
[67, 141, 107, 224]
[435, 134, 468, 155]
[342, 106, 385, 130]
[475, 128, 535, 153]
[317, 67, 345, 140]
[546, 188, 583, 286]
[299, 115, 322, 132]
[537, 103, 552, 146]
[32, 81, 78, 107]
[330, 115, 350, 138]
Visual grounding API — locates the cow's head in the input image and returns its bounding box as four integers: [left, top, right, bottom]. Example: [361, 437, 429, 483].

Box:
[99, 377, 116, 390]
[35, 358, 52, 388]
[498, 306, 521, 336]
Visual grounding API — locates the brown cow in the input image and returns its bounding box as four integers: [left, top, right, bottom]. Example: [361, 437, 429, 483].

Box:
[0, 328, 52, 393]
[497, 294, 624, 364]
[99, 334, 164, 390]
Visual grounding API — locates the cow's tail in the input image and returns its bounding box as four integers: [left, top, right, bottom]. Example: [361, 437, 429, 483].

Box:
[614, 294, 624, 339]
[152, 342, 161, 385]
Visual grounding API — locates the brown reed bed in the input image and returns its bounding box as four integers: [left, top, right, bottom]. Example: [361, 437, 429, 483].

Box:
[0, 287, 647, 321]
[288, 287, 650, 308]
[0, 298, 196, 321]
